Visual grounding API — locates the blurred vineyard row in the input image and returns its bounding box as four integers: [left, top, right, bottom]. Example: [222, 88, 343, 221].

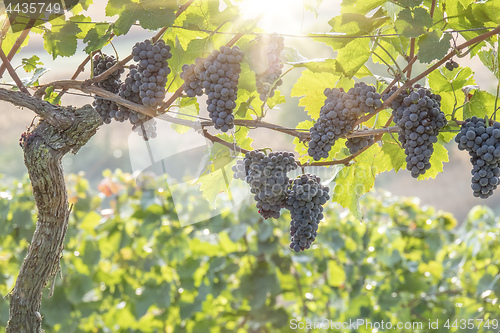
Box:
[0, 170, 499, 332]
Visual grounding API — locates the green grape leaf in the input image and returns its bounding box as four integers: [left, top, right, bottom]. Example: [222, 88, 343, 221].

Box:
[281, 46, 308, 63]
[21, 55, 43, 73]
[292, 120, 314, 163]
[395, 8, 433, 38]
[381, 136, 406, 172]
[334, 38, 371, 78]
[109, 0, 177, 36]
[329, 12, 388, 37]
[42, 85, 61, 105]
[355, 65, 373, 79]
[235, 95, 256, 118]
[463, 89, 497, 120]
[428, 67, 475, 93]
[237, 61, 257, 94]
[286, 58, 338, 74]
[233, 127, 254, 151]
[197, 163, 233, 208]
[478, 49, 499, 80]
[83, 25, 112, 53]
[417, 31, 452, 64]
[331, 145, 389, 220]
[1, 28, 30, 55]
[341, 0, 387, 15]
[291, 70, 340, 119]
[372, 39, 398, 66]
[70, 15, 93, 39]
[69, 0, 94, 13]
[170, 98, 200, 134]
[417, 142, 449, 180]
[458, 0, 475, 7]
[397, 0, 423, 7]
[303, 0, 324, 17]
[316, 10, 388, 49]
[43, 17, 82, 58]
[174, 25, 210, 51]
[206, 143, 233, 174]
[266, 90, 286, 109]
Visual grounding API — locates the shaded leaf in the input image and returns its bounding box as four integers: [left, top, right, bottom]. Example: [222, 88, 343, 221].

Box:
[395, 7, 432, 38]
[43, 17, 81, 58]
[417, 30, 452, 64]
[108, 0, 177, 36]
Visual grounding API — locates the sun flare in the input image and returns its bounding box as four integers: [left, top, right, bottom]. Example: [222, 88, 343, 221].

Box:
[238, 0, 305, 34]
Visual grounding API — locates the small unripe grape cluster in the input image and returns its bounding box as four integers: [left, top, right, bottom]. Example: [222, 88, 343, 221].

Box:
[345, 132, 375, 154]
[91, 54, 124, 124]
[286, 174, 330, 252]
[232, 150, 298, 219]
[308, 82, 382, 161]
[181, 45, 244, 132]
[445, 59, 459, 71]
[455, 116, 500, 198]
[383, 84, 447, 178]
[252, 34, 285, 101]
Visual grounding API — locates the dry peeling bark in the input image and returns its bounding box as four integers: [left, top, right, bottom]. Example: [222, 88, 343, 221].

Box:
[0, 88, 101, 332]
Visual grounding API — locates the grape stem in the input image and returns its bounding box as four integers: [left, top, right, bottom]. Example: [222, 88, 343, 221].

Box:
[371, 50, 398, 77]
[374, 39, 404, 79]
[259, 67, 294, 119]
[0, 48, 29, 94]
[57, 49, 103, 99]
[407, 38, 415, 80]
[0, 17, 36, 79]
[202, 129, 249, 154]
[494, 40, 500, 120]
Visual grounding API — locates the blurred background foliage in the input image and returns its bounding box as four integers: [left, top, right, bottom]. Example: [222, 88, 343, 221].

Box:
[1, 170, 499, 332]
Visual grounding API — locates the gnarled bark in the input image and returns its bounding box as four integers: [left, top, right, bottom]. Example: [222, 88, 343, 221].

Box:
[1, 89, 101, 332]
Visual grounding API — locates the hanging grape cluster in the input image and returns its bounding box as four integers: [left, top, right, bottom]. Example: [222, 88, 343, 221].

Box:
[131, 39, 172, 108]
[180, 62, 203, 98]
[252, 34, 285, 101]
[345, 131, 375, 155]
[91, 54, 124, 124]
[117, 39, 172, 140]
[308, 82, 382, 161]
[455, 116, 500, 198]
[286, 174, 330, 252]
[118, 65, 157, 140]
[181, 45, 244, 132]
[232, 150, 298, 219]
[383, 85, 447, 178]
